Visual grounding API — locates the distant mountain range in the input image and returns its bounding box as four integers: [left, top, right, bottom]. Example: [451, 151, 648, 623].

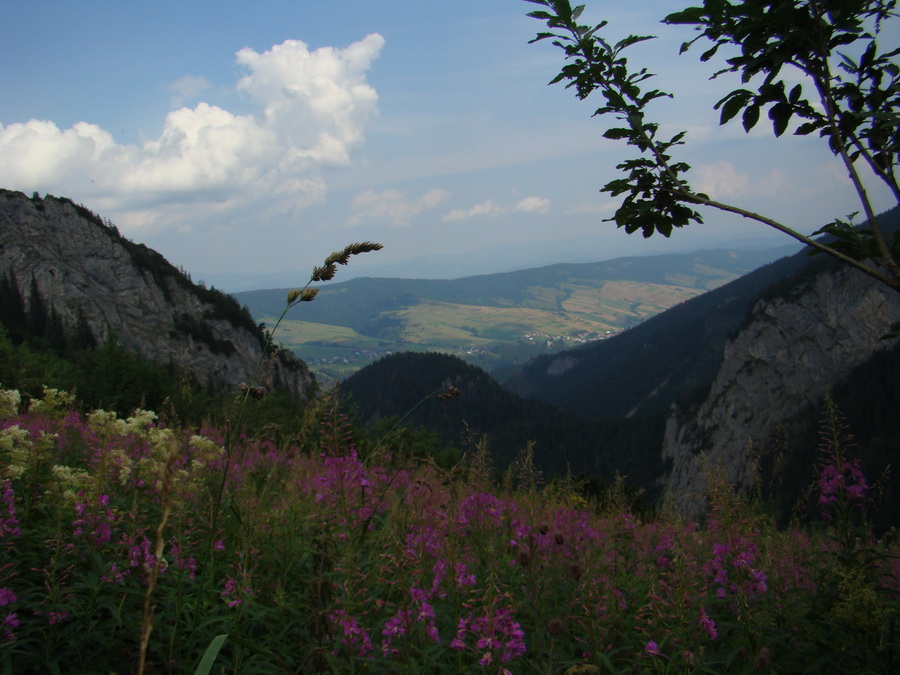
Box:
[207, 233, 795, 291]
[236, 245, 797, 381]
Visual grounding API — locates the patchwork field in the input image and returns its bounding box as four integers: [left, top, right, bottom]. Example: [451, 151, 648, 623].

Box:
[261, 281, 709, 382]
[238, 246, 791, 382]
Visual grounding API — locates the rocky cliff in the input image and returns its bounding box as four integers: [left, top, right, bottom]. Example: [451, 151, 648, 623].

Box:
[661, 261, 900, 517]
[0, 189, 313, 399]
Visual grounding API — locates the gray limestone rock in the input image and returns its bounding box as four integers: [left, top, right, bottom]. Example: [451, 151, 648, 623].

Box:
[660, 263, 900, 518]
[0, 189, 313, 399]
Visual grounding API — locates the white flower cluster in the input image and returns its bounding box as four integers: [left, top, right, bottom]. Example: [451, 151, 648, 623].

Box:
[50, 465, 94, 505]
[29, 386, 75, 419]
[0, 388, 20, 420]
[0, 426, 31, 479]
[0, 426, 58, 480]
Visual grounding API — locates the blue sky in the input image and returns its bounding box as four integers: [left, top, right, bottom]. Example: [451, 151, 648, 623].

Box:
[2, 1, 896, 289]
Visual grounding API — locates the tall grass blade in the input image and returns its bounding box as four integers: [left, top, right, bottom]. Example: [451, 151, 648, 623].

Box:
[194, 634, 229, 675]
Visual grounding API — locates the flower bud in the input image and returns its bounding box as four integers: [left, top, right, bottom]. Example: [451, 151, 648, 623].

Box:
[300, 288, 319, 302]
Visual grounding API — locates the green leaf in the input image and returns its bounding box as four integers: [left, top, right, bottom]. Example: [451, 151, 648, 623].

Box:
[603, 127, 633, 140]
[742, 104, 760, 132]
[700, 43, 721, 62]
[860, 40, 876, 71]
[657, 218, 673, 237]
[529, 32, 559, 43]
[664, 7, 706, 25]
[769, 102, 792, 137]
[194, 634, 228, 675]
[718, 92, 749, 125]
[615, 34, 657, 51]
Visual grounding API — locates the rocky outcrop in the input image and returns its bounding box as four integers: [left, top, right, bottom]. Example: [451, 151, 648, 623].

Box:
[0, 189, 313, 399]
[660, 262, 900, 517]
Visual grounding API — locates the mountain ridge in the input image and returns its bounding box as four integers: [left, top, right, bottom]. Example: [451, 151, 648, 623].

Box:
[0, 189, 313, 400]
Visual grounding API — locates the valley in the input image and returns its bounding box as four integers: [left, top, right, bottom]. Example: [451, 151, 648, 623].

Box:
[238, 247, 793, 381]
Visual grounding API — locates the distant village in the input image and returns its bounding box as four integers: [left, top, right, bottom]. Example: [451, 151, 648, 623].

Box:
[305, 329, 619, 374]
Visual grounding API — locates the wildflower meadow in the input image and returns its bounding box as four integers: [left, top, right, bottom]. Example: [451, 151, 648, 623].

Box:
[1, 244, 898, 673]
[0, 381, 897, 674]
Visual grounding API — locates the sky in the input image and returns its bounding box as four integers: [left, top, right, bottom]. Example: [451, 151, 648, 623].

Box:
[1, 1, 897, 290]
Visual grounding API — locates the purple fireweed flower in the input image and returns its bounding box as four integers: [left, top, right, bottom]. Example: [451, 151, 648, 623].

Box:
[465, 598, 526, 664]
[2, 612, 19, 641]
[330, 609, 374, 657]
[380, 609, 412, 656]
[451, 616, 469, 651]
[405, 525, 443, 559]
[454, 561, 476, 587]
[182, 555, 197, 578]
[380, 587, 443, 656]
[699, 608, 718, 640]
[705, 535, 768, 600]
[382, 612, 409, 639]
[0, 588, 16, 606]
[221, 576, 243, 608]
[430, 559, 448, 597]
[818, 458, 868, 519]
[72, 494, 115, 545]
[457, 492, 506, 530]
[130, 536, 153, 568]
[102, 563, 125, 585]
[645, 640, 660, 656]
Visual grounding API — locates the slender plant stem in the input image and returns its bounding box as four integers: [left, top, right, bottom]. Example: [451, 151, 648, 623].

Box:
[137, 440, 179, 675]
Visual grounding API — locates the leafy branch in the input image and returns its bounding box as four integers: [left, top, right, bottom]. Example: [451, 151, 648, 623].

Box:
[525, 0, 900, 293]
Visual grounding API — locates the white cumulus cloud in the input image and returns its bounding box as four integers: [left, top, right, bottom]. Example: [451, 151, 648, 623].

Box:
[515, 196, 550, 213]
[443, 199, 506, 222]
[693, 160, 817, 202]
[0, 34, 385, 234]
[693, 160, 751, 198]
[349, 187, 449, 226]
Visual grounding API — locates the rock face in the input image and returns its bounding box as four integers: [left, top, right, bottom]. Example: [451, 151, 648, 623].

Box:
[0, 189, 313, 399]
[661, 262, 900, 517]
